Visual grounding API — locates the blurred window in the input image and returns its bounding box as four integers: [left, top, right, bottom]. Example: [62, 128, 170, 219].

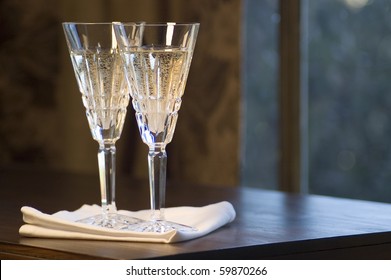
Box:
[242, 0, 391, 203]
[241, 0, 279, 190]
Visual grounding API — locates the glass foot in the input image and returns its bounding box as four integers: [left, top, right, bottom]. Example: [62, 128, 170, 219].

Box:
[76, 213, 144, 230]
[126, 220, 198, 233]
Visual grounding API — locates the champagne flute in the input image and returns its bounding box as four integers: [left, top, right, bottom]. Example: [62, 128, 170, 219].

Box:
[62, 22, 142, 229]
[114, 22, 199, 233]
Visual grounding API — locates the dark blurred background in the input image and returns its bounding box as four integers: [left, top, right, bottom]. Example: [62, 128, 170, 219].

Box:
[2, 0, 391, 203]
[0, 0, 241, 187]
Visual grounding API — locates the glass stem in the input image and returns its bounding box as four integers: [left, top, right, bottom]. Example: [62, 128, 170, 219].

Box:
[98, 142, 117, 219]
[148, 145, 167, 222]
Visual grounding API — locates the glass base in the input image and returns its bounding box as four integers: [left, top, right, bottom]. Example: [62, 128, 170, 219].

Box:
[126, 220, 198, 233]
[76, 213, 144, 230]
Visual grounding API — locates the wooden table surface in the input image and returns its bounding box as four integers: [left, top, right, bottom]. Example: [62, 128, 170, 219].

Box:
[1, 167, 391, 259]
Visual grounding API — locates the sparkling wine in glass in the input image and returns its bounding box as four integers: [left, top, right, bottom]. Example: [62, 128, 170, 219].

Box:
[114, 22, 199, 232]
[62, 22, 142, 229]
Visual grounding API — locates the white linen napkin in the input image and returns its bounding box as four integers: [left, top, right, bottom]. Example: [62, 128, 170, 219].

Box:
[19, 202, 236, 243]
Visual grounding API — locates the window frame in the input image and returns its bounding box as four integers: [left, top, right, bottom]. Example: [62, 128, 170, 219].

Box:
[278, 0, 308, 193]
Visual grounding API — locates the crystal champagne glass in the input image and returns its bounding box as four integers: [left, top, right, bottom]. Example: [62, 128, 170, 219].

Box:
[114, 22, 199, 232]
[62, 22, 142, 229]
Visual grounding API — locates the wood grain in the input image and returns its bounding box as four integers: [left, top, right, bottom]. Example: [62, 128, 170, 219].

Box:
[1, 167, 391, 259]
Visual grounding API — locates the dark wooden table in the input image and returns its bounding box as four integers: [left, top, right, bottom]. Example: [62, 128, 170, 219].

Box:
[1, 167, 391, 259]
